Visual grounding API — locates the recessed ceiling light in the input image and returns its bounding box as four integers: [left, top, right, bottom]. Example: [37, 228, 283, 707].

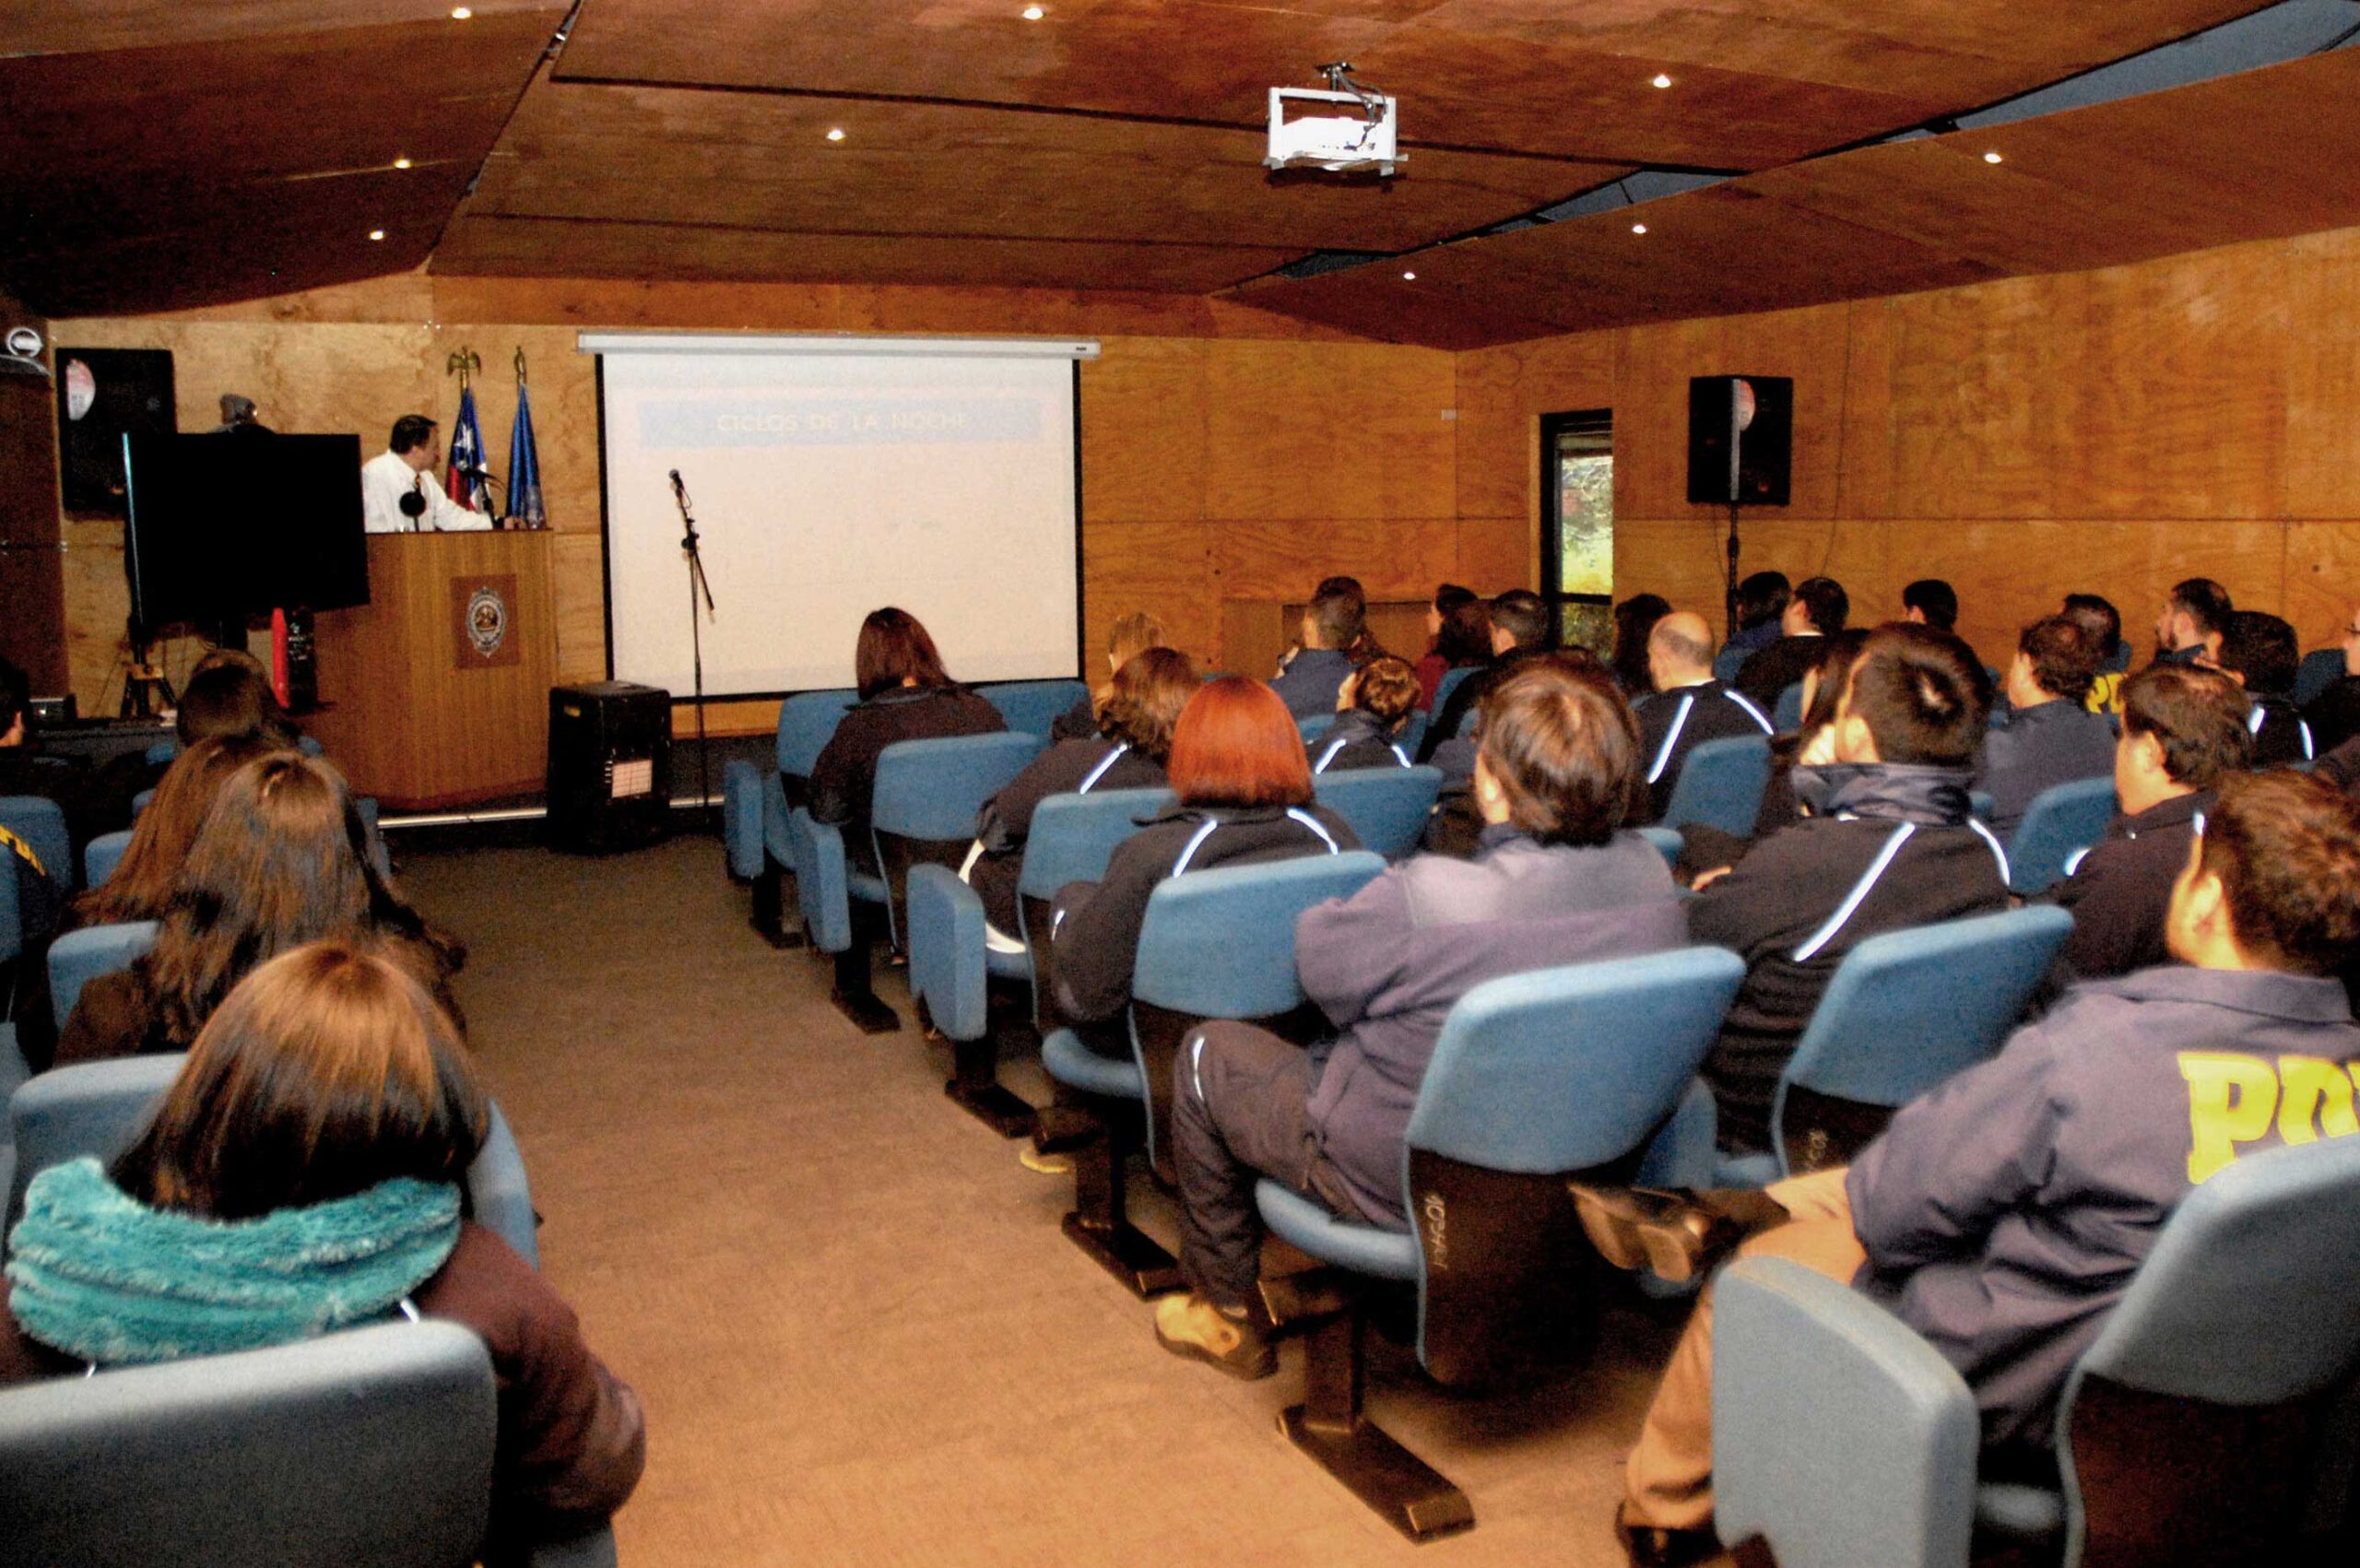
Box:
[825, 127, 846, 143]
[1982, 149, 2004, 164]
[368, 230, 386, 242]
[1651, 73, 1673, 88]
[449, 6, 471, 17]
[392, 157, 413, 170]
[1401, 270, 1416, 280]
[1021, 4, 1045, 17]
[1631, 222, 1647, 234]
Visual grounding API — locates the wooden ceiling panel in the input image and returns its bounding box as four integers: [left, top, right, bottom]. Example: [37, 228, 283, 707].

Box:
[0, 0, 553, 57]
[432, 214, 1302, 293]
[555, 0, 2271, 167]
[464, 80, 1617, 255]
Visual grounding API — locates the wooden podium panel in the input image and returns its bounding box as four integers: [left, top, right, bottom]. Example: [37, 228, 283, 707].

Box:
[309, 532, 556, 809]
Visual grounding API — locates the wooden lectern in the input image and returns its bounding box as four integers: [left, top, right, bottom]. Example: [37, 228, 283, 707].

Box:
[308, 531, 556, 810]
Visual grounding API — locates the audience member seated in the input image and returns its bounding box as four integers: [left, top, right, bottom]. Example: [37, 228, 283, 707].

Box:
[1732, 576, 1848, 709]
[1268, 581, 1367, 719]
[2321, 732, 2360, 796]
[1723, 572, 1790, 666]
[1587, 769, 2360, 1567]
[1419, 587, 1554, 765]
[1691, 625, 2008, 1157]
[2060, 592, 2130, 714]
[808, 607, 1006, 869]
[1321, 574, 1388, 668]
[1674, 631, 1867, 878]
[0, 938, 645, 1553]
[1975, 616, 2115, 834]
[1312, 656, 1421, 772]
[55, 752, 460, 1066]
[2302, 600, 2360, 753]
[0, 655, 143, 851]
[1046, 677, 1360, 1055]
[1635, 610, 1774, 824]
[2044, 664, 2251, 986]
[967, 646, 1196, 943]
[1152, 660, 1692, 1379]
[2212, 608, 2313, 764]
[1611, 593, 1673, 699]
[1051, 612, 1168, 742]
[1899, 578, 1958, 633]
[175, 657, 301, 749]
[2152, 575, 2231, 667]
[1410, 584, 1483, 709]
[70, 735, 277, 931]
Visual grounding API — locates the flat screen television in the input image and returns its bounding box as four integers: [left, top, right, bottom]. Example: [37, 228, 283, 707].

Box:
[122, 431, 370, 628]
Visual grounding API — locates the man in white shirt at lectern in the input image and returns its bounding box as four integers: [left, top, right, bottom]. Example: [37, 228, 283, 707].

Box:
[360, 414, 493, 533]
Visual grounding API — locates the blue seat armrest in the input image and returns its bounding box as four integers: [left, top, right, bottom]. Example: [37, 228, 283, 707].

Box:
[761, 773, 794, 869]
[466, 1103, 539, 1269]
[721, 759, 763, 880]
[1039, 1028, 1144, 1101]
[1715, 1257, 1979, 1568]
[1637, 826, 1683, 869]
[1635, 1079, 1717, 1189]
[906, 866, 987, 1042]
[1255, 1181, 1419, 1281]
[1713, 1149, 1783, 1190]
[523, 1523, 620, 1568]
[788, 809, 853, 953]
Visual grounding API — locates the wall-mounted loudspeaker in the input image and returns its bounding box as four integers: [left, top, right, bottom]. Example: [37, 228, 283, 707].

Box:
[1686, 375, 1792, 506]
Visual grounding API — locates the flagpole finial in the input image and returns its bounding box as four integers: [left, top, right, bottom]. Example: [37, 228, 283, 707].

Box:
[445, 348, 480, 391]
[513, 346, 528, 385]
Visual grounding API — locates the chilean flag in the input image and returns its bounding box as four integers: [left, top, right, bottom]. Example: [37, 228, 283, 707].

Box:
[445, 385, 494, 516]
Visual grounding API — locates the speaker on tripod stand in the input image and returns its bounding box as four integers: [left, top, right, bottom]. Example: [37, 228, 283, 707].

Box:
[1687, 376, 1793, 631]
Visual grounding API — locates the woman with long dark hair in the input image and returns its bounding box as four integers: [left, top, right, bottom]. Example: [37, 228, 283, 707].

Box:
[808, 607, 1004, 866]
[54, 751, 460, 1065]
[1411, 584, 1482, 709]
[1, 939, 643, 1551]
[1611, 593, 1673, 698]
[70, 735, 276, 930]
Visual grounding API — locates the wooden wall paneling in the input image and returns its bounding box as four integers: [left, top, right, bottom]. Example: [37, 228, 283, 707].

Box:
[2283, 230, 2360, 521]
[1203, 342, 1457, 522]
[1879, 272, 2077, 520]
[1833, 298, 1895, 522]
[1611, 520, 1736, 634]
[1081, 519, 1221, 671]
[0, 336, 66, 691]
[1454, 517, 1532, 595]
[1211, 517, 1461, 607]
[1080, 340, 1208, 525]
[549, 531, 609, 684]
[1452, 332, 1617, 520]
[2282, 522, 2360, 654]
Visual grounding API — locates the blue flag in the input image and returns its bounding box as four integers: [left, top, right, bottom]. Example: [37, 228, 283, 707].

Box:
[445, 385, 495, 515]
[507, 379, 545, 528]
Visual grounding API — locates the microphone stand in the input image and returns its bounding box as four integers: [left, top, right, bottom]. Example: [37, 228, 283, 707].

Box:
[673, 475, 716, 829]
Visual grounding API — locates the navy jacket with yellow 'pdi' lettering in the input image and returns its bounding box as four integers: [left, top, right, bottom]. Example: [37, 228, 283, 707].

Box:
[1845, 964, 2360, 1451]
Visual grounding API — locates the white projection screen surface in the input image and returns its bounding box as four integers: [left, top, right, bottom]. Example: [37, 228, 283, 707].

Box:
[589, 336, 1090, 698]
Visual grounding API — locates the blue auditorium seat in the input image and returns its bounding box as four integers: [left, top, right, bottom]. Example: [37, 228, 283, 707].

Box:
[1712, 646, 1750, 684]
[728, 688, 856, 934]
[81, 829, 133, 888]
[1698, 906, 2076, 1189]
[1254, 946, 1748, 1539]
[1715, 1135, 2360, 1568]
[2295, 647, 2345, 709]
[974, 679, 1092, 740]
[1774, 681, 1805, 732]
[1658, 734, 1772, 841]
[1311, 766, 1442, 859]
[2005, 775, 2118, 896]
[45, 920, 159, 1034]
[1430, 665, 1480, 717]
[1036, 852, 1384, 1296]
[0, 796, 74, 894]
[1638, 826, 1683, 867]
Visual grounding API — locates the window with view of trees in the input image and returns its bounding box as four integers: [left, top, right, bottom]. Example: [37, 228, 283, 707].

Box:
[1541, 410, 1612, 654]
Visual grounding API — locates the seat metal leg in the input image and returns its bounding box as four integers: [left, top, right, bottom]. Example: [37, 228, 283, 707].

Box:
[831, 940, 900, 1034]
[1050, 1110, 1181, 1296]
[749, 861, 805, 949]
[944, 1033, 1037, 1138]
[1278, 1309, 1474, 1542]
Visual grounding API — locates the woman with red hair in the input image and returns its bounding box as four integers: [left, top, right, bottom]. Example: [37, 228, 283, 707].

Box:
[1046, 677, 1359, 1054]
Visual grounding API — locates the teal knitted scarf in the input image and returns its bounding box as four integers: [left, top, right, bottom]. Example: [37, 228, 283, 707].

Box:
[6, 1158, 461, 1365]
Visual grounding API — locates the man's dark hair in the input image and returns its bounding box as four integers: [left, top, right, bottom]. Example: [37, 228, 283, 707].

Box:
[0, 655, 27, 735]
[388, 415, 438, 455]
[1841, 624, 1989, 765]
[1475, 659, 1641, 847]
[1433, 583, 1477, 616]
[2017, 616, 2100, 704]
[1902, 579, 1958, 631]
[1733, 572, 1790, 631]
[1792, 576, 1849, 634]
[1489, 588, 1551, 651]
[2169, 578, 2233, 637]
[2120, 663, 2252, 788]
[2214, 610, 2300, 698]
[2200, 771, 2360, 977]
[177, 663, 298, 748]
[2060, 593, 2122, 657]
[1308, 581, 1367, 651]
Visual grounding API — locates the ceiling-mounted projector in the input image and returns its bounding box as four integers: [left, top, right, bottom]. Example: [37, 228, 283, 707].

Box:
[1265, 62, 1404, 177]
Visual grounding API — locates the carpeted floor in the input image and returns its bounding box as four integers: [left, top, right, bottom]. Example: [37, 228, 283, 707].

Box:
[401, 831, 1689, 1567]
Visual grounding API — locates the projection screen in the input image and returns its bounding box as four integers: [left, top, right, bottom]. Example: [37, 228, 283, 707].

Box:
[585, 334, 1092, 699]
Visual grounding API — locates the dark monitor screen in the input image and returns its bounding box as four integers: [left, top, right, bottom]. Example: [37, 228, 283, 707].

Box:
[122, 432, 369, 626]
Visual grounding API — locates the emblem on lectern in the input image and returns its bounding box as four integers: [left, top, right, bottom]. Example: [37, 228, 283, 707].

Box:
[465, 585, 510, 658]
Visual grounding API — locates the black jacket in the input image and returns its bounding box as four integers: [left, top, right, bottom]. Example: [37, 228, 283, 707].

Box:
[1311, 710, 1413, 774]
[1418, 645, 1549, 763]
[2248, 694, 2314, 767]
[1634, 679, 1775, 823]
[1047, 692, 1098, 743]
[967, 737, 1166, 936]
[1688, 764, 2013, 1155]
[1733, 634, 1828, 711]
[1269, 649, 1354, 720]
[1974, 699, 2118, 835]
[1048, 802, 1361, 1028]
[808, 685, 1006, 855]
[2319, 735, 2360, 796]
[2040, 790, 2206, 987]
[2302, 674, 2360, 755]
